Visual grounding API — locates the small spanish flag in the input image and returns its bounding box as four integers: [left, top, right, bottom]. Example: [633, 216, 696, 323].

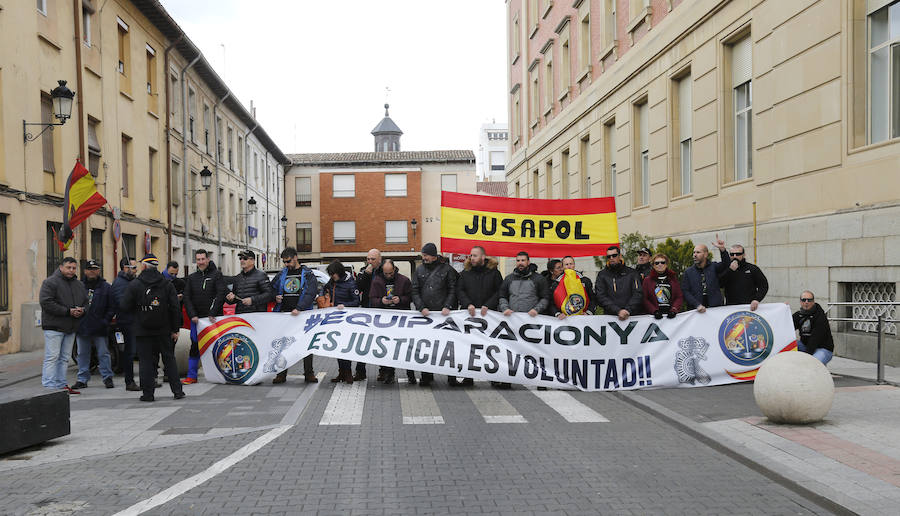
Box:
[553, 269, 591, 316]
[55, 161, 107, 250]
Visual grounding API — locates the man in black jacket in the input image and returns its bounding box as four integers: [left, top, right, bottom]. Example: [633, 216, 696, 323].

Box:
[793, 291, 834, 364]
[456, 246, 503, 387]
[227, 250, 275, 314]
[73, 260, 115, 390]
[356, 248, 383, 308]
[714, 236, 768, 311]
[182, 248, 226, 384]
[594, 246, 642, 320]
[120, 254, 185, 402]
[411, 242, 458, 387]
[111, 257, 140, 391]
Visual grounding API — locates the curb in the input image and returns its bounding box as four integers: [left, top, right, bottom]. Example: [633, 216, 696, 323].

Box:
[613, 390, 859, 516]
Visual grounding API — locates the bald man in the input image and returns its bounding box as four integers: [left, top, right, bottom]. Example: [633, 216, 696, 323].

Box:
[682, 243, 726, 312]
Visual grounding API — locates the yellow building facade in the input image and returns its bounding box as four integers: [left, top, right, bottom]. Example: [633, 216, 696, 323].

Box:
[0, 1, 287, 354]
[507, 0, 900, 362]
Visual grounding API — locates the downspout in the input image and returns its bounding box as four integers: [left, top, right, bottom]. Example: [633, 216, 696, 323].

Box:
[213, 90, 232, 264]
[163, 35, 184, 264]
[242, 121, 259, 252]
[180, 53, 202, 275]
[265, 150, 270, 260]
[73, 0, 87, 265]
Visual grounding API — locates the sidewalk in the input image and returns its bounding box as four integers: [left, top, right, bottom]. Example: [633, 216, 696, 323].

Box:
[620, 357, 900, 516]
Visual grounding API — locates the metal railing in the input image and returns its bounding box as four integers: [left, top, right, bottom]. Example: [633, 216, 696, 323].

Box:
[825, 301, 898, 385]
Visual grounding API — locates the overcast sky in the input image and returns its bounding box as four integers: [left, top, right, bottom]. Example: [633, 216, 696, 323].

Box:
[159, 0, 508, 155]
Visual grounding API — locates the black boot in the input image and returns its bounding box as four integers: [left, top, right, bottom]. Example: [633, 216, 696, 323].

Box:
[406, 372, 417, 385]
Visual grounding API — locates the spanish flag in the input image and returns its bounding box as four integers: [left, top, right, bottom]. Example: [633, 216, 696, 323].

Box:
[55, 161, 107, 250]
[440, 191, 618, 257]
[553, 269, 591, 316]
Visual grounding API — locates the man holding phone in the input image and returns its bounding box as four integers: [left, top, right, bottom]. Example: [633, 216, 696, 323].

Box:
[39, 257, 88, 394]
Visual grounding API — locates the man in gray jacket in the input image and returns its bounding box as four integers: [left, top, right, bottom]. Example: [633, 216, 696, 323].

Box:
[226, 250, 275, 314]
[39, 257, 88, 394]
[499, 252, 549, 317]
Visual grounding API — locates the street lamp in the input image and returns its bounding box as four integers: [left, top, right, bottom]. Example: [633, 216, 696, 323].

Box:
[24, 80, 75, 143]
[410, 218, 418, 238]
[187, 165, 213, 198]
[280, 215, 288, 246]
[248, 196, 258, 214]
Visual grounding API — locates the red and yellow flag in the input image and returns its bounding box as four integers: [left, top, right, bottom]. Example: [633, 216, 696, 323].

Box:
[440, 191, 618, 258]
[554, 269, 591, 315]
[56, 161, 107, 250]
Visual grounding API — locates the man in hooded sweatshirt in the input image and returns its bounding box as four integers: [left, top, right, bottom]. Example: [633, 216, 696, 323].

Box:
[793, 291, 834, 364]
[120, 254, 185, 402]
[73, 260, 115, 389]
[181, 249, 226, 384]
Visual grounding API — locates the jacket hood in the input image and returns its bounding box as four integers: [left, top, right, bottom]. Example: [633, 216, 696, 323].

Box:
[53, 269, 78, 282]
[513, 263, 538, 277]
[338, 271, 355, 283]
[116, 270, 134, 281]
[137, 268, 165, 286]
[463, 257, 498, 271]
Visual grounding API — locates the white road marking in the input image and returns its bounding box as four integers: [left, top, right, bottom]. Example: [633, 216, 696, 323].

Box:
[529, 388, 609, 422]
[319, 379, 367, 425]
[400, 384, 444, 424]
[467, 388, 526, 423]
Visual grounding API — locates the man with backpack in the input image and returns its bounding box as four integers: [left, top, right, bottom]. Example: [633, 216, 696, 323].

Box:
[182, 249, 226, 384]
[270, 247, 318, 384]
[120, 254, 185, 402]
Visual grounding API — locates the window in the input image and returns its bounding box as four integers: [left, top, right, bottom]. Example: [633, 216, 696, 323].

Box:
[490, 151, 505, 171]
[545, 160, 553, 198]
[0, 214, 7, 311]
[532, 169, 540, 198]
[296, 222, 312, 252]
[228, 192, 235, 230]
[605, 120, 616, 196]
[512, 87, 521, 142]
[227, 127, 234, 169]
[605, 0, 617, 47]
[561, 149, 570, 198]
[512, 14, 521, 62]
[333, 175, 355, 197]
[868, 1, 900, 143]
[295, 177, 312, 206]
[203, 105, 211, 153]
[544, 51, 554, 113]
[580, 136, 590, 197]
[41, 94, 55, 174]
[37, 0, 47, 15]
[190, 169, 197, 214]
[117, 17, 129, 79]
[385, 173, 407, 196]
[121, 134, 131, 197]
[529, 0, 539, 32]
[82, 4, 92, 46]
[385, 220, 408, 243]
[333, 221, 356, 244]
[531, 74, 540, 124]
[215, 116, 222, 161]
[46, 222, 63, 277]
[675, 73, 692, 196]
[237, 136, 243, 176]
[580, 14, 591, 71]
[254, 151, 259, 182]
[440, 174, 458, 192]
[145, 45, 156, 112]
[850, 282, 897, 335]
[170, 75, 179, 129]
[188, 88, 196, 142]
[171, 159, 181, 207]
[515, 181, 521, 198]
[635, 102, 649, 206]
[731, 36, 752, 180]
[561, 39, 571, 96]
[90, 228, 103, 267]
[148, 148, 157, 201]
[122, 233, 136, 261]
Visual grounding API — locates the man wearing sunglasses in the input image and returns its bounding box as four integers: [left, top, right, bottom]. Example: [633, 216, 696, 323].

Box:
[227, 250, 275, 314]
[594, 246, 643, 320]
[713, 235, 768, 311]
[792, 291, 834, 364]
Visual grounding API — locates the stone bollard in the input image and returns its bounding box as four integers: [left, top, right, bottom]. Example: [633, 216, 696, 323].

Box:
[753, 350, 834, 424]
[174, 328, 192, 377]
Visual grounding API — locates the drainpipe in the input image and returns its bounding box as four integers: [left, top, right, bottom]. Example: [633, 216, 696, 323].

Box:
[265, 150, 270, 260]
[163, 34, 184, 263]
[213, 90, 232, 264]
[242, 121, 259, 254]
[180, 53, 202, 275]
[73, 0, 88, 265]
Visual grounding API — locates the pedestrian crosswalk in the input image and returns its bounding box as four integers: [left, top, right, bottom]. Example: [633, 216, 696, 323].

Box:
[316, 379, 611, 426]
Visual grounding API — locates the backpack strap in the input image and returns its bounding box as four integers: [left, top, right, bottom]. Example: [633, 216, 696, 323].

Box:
[273, 267, 289, 312]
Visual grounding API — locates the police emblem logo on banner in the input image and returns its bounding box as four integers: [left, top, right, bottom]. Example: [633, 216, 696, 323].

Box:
[213, 333, 259, 384]
[718, 311, 775, 366]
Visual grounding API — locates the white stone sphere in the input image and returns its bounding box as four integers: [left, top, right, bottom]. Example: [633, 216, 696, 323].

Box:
[753, 351, 834, 424]
[174, 328, 192, 376]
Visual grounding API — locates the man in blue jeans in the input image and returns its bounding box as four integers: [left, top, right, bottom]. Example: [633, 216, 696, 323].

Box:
[39, 257, 87, 394]
[72, 260, 116, 389]
[793, 291, 834, 364]
[111, 257, 141, 391]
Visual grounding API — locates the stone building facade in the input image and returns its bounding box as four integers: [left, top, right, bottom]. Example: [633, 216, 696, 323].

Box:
[506, 0, 900, 363]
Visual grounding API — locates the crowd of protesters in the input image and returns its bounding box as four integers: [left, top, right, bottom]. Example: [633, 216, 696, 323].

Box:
[38, 234, 832, 396]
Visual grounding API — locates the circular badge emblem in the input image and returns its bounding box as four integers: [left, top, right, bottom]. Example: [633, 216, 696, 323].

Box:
[564, 293, 586, 315]
[212, 333, 259, 384]
[718, 311, 775, 366]
[282, 276, 301, 294]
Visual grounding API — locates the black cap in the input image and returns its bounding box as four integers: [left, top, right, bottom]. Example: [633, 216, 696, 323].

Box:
[238, 250, 255, 260]
[637, 247, 651, 255]
[85, 259, 101, 269]
[421, 243, 438, 257]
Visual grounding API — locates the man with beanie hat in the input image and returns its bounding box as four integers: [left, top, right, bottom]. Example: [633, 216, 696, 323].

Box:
[411, 242, 458, 387]
[120, 254, 185, 401]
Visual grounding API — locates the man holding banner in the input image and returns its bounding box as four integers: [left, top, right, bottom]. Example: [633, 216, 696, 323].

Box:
[595, 246, 643, 320]
[411, 243, 458, 387]
[271, 247, 319, 384]
[456, 246, 503, 387]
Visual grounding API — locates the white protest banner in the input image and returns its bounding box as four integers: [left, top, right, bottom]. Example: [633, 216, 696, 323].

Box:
[197, 304, 797, 391]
